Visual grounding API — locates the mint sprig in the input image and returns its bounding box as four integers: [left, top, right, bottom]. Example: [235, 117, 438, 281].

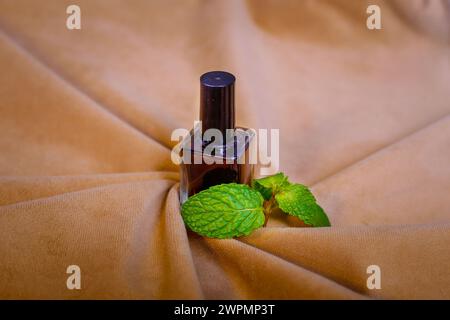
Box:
[181, 172, 330, 238]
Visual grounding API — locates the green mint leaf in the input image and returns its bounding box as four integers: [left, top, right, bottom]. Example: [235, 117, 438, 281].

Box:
[181, 183, 265, 239]
[275, 183, 331, 227]
[252, 172, 290, 200]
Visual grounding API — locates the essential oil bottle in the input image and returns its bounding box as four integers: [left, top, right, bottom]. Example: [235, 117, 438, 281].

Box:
[179, 71, 255, 204]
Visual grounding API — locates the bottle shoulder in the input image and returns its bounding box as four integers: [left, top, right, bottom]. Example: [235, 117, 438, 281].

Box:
[181, 126, 255, 160]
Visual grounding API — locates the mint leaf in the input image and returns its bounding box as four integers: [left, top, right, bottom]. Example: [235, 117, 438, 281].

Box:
[181, 183, 265, 239]
[252, 172, 290, 200]
[252, 173, 331, 226]
[275, 183, 331, 227]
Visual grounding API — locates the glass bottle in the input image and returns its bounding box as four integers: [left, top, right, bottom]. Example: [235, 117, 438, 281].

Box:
[179, 71, 255, 204]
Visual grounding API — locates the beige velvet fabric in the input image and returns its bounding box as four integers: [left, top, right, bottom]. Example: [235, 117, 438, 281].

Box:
[0, 0, 449, 299]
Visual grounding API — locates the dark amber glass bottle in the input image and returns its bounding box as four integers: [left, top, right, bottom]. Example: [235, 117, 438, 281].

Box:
[179, 71, 255, 204]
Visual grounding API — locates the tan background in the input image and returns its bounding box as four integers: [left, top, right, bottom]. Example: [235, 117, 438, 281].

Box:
[0, 0, 449, 299]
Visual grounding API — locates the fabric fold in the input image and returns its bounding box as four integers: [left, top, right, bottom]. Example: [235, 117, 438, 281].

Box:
[0, 0, 449, 299]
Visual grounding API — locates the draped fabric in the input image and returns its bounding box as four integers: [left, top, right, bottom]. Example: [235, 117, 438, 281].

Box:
[0, 0, 449, 299]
